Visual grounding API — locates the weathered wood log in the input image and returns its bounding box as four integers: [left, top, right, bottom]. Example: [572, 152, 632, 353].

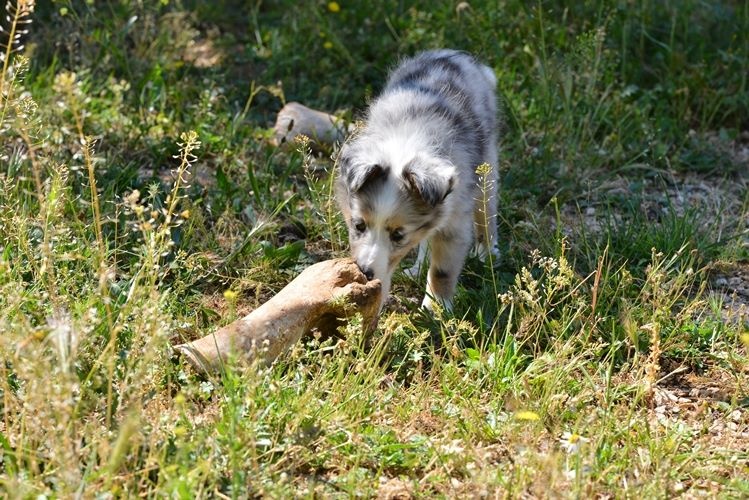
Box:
[271, 102, 349, 148]
[175, 259, 381, 373]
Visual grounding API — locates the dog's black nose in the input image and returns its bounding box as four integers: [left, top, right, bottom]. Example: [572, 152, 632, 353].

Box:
[360, 266, 375, 281]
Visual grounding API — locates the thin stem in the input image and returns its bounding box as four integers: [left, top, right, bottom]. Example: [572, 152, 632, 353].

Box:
[0, 3, 20, 97]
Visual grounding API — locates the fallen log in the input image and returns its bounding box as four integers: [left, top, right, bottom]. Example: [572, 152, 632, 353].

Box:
[271, 101, 350, 148]
[175, 258, 381, 373]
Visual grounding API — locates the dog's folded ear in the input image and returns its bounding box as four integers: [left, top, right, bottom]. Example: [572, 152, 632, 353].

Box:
[337, 146, 389, 194]
[402, 156, 456, 207]
[350, 163, 388, 193]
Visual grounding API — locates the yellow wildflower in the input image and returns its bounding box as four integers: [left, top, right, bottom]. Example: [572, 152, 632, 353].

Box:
[741, 333, 749, 347]
[515, 410, 540, 421]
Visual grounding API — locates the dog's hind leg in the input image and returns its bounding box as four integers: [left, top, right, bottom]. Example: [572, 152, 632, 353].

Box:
[404, 241, 429, 278]
[422, 223, 473, 312]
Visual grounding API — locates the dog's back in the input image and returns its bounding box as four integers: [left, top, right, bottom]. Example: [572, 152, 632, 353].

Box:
[371, 49, 498, 177]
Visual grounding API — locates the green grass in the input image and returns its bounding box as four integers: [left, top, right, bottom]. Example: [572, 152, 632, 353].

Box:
[1, 0, 749, 497]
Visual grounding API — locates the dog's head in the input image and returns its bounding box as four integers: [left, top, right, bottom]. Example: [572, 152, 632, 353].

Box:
[336, 142, 456, 298]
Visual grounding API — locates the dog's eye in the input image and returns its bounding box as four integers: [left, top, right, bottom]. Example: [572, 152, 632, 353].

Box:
[353, 220, 366, 233]
[390, 228, 405, 243]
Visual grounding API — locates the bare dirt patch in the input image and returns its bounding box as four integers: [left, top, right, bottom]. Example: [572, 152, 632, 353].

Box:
[650, 368, 749, 496]
[710, 261, 749, 327]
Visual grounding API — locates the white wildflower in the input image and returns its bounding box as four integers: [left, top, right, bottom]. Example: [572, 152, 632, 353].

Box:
[559, 431, 589, 454]
[199, 380, 214, 396]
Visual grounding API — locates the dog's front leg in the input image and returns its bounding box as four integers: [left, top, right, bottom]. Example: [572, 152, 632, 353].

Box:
[421, 223, 473, 312]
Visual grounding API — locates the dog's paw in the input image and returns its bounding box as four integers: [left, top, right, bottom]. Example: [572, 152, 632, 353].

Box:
[471, 242, 501, 265]
[421, 294, 453, 314]
[403, 263, 423, 279]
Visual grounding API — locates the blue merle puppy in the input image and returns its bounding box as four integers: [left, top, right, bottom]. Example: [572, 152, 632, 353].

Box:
[336, 50, 500, 311]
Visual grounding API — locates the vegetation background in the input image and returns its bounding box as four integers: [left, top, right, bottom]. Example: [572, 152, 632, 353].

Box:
[1, 0, 747, 496]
